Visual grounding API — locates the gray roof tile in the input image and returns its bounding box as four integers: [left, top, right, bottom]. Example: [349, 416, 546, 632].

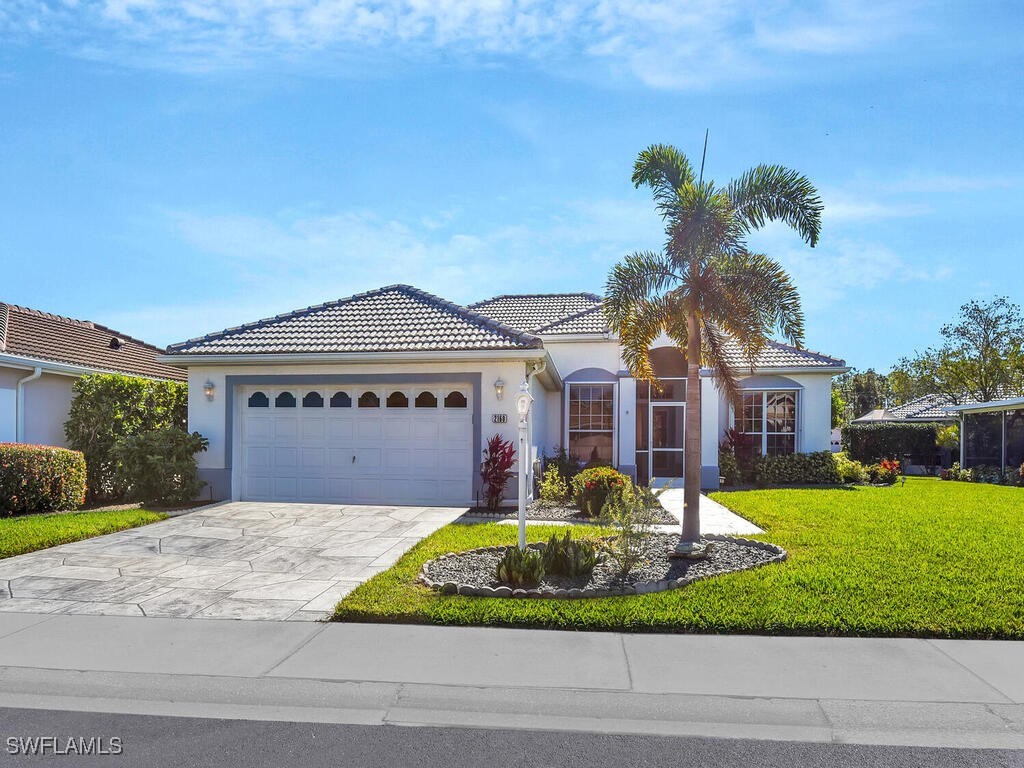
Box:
[167, 285, 542, 355]
[469, 293, 603, 334]
[720, 340, 846, 370]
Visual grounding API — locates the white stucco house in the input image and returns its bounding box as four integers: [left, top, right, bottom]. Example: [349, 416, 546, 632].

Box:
[0, 303, 186, 446]
[162, 285, 848, 506]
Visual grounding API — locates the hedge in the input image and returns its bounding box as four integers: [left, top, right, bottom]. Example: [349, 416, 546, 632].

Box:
[113, 429, 209, 506]
[64, 373, 188, 502]
[841, 422, 943, 464]
[0, 444, 87, 516]
[754, 451, 840, 486]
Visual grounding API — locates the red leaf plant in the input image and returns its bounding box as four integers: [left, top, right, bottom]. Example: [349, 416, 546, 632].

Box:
[480, 434, 517, 511]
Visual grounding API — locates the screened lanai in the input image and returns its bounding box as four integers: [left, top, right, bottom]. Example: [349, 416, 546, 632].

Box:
[946, 397, 1024, 472]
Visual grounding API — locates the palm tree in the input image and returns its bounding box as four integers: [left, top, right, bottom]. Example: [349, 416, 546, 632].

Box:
[604, 143, 822, 555]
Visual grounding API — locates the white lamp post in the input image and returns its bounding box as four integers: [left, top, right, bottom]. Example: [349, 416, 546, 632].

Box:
[514, 380, 533, 550]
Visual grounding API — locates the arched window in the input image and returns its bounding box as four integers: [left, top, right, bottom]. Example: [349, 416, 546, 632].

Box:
[386, 391, 408, 408]
[444, 391, 467, 408]
[275, 392, 296, 408]
[302, 392, 324, 408]
[358, 391, 380, 408]
[248, 391, 269, 408]
[415, 391, 437, 408]
[330, 391, 351, 408]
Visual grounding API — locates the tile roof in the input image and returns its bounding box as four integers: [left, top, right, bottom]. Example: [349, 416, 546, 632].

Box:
[720, 340, 846, 370]
[874, 388, 1024, 422]
[0, 303, 186, 381]
[534, 305, 609, 335]
[167, 285, 543, 356]
[469, 293, 604, 335]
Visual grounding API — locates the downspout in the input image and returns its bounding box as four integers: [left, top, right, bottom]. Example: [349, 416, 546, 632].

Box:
[15, 367, 42, 442]
[524, 360, 547, 499]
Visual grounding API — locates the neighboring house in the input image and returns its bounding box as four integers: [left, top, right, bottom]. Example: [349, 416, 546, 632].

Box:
[162, 285, 848, 506]
[945, 396, 1024, 472]
[850, 393, 962, 425]
[0, 303, 186, 446]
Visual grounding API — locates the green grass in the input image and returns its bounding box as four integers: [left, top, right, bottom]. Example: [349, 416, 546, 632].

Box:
[0, 509, 168, 559]
[334, 478, 1024, 638]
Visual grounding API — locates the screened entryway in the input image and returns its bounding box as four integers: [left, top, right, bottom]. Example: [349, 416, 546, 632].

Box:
[956, 400, 1024, 473]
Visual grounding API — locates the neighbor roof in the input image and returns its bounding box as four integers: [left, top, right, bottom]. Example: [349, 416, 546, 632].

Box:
[167, 285, 543, 356]
[0, 303, 186, 381]
[719, 340, 846, 371]
[469, 293, 604, 335]
[857, 389, 1023, 423]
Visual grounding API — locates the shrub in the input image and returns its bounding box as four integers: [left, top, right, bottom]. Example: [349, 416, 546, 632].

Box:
[542, 530, 604, 577]
[65, 374, 188, 502]
[754, 451, 840, 487]
[718, 449, 741, 487]
[936, 424, 960, 452]
[495, 546, 545, 587]
[842, 422, 943, 464]
[112, 429, 208, 506]
[480, 434, 516, 511]
[571, 466, 630, 517]
[0, 444, 86, 516]
[538, 465, 570, 504]
[833, 451, 868, 484]
[866, 458, 900, 485]
[598, 484, 659, 576]
[543, 446, 582, 484]
[722, 428, 756, 482]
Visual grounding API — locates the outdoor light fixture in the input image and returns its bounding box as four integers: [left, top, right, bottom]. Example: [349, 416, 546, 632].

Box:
[514, 381, 533, 417]
[494, 378, 505, 400]
[203, 380, 216, 402]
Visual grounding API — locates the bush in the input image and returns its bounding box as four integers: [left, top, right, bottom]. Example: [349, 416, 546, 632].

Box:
[866, 458, 900, 485]
[543, 446, 582, 484]
[754, 451, 841, 487]
[718, 449, 741, 487]
[112, 429, 208, 506]
[936, 424, 960, 452]
[480, 434, 516, 511]
[65, 374, 188, 502]
[0, 444, 86, 516]
[495, 546, 545, 587]
[833, 452, 868, 484]
[542, 530, 604, 577]
[538, 465, 570, 504]
[598, 485, 658, 576]
[842, 422, 943, 464]
[571, 466, 630, 517]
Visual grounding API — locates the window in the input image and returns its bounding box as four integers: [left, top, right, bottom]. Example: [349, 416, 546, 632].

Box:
[386, 391, 408, 408]
[738, 390, 797, 456]
[302, 391, 324, 408]
[330, 391, 351, 408]
[275, 392, 296, 408]
[358, 391, 380, 408]
[651, 379, 686, 401]
[568, 383, 614, 465]
[248, 391, 269, 408]
[415, 391, 437, 408]
[444, 391, 467, 408]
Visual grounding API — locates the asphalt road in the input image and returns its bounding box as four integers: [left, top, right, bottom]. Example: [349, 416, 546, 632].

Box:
[1, 707, 1021, 768]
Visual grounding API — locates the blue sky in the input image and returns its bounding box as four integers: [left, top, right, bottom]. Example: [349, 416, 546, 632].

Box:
[1, 1, 1021, 371]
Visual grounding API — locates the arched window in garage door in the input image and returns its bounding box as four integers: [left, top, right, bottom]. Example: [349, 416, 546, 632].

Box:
[330, 391, 351, 408]
[415, 391, 437, 408]
[358, 391, 380, 408]
[275, 392, 296, 408]
[248, 391, 269, 408]
[444, 391, 467, 408]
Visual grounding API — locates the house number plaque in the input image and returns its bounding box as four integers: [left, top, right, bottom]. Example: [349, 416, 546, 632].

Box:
[491, 413, 508, 424]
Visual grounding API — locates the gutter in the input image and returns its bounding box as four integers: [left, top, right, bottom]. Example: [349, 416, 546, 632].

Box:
[15, 367, 42, 442]
[157, 349, 550, 367]
[0, 353, 183, 382]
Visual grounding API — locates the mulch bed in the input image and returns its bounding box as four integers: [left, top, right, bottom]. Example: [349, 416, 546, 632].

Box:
[464, 500, 677, 525]
[419, 533, 785, 599]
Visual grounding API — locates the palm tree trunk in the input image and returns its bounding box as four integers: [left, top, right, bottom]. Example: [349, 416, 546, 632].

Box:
[682, 311, 702, 543]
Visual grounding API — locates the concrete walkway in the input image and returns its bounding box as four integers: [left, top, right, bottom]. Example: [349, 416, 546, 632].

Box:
[0, 613, 1020, 749]
[657, 490, 764, 535]
[0, 502, 466, 621]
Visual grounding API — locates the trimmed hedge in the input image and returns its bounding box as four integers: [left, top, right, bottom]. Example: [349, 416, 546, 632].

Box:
[0, 444, 87, 516]
[754, 450, 840, 486]
[842, 422, 943, 464]
[113, 428, 209, 506]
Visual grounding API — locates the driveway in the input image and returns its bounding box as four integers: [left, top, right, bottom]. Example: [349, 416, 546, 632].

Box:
[0, 502, 467, 621]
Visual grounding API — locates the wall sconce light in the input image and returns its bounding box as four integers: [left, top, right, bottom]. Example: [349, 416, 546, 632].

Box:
[494, 378, 505, 400]
[203, 380, 216, 402]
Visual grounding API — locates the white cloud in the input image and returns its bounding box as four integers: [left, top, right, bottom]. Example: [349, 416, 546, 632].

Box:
[2, 0, 922, 87]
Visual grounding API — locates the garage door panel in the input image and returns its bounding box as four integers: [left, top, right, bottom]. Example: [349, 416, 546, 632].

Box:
[241, 384, 472, 504]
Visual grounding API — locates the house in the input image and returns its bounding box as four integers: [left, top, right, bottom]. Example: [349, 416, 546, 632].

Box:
[0, 303, 186, 446]
[945, 396, 1024, 472]
[850, 393, 961, 425]
[162, 285, 847, 505]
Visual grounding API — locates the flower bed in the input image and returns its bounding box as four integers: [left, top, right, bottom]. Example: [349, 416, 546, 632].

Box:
[418, 534, 786, 599]
[465, 499, 677, 525]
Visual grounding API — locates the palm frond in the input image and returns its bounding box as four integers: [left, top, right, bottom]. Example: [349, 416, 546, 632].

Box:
[604, 250, 682, 332]
[632, 144, 695, 219]
[714, 251, 805, 348]
[727, 164, 823, 246]
[701, 321, 741, 406]
[617, 296, 673, 383]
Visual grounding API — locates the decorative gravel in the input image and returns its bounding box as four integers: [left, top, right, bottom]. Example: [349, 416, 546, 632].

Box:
[419, 534, 786, 599]
[465, 501, 677, 525]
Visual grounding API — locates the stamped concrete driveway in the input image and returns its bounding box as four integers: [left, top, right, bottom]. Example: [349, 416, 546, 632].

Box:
[0, 502, 467, 621]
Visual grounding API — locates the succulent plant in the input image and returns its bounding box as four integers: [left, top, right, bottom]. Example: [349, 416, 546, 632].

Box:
[542, 531, 604, 578]
[495, 546, 545, 587]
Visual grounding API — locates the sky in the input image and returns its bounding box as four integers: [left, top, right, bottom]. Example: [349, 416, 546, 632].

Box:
[1, 1, 1021, 372]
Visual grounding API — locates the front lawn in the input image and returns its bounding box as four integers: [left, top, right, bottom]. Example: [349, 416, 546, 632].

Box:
[0, 509, 168, 559]
[334, 478, 1024, 638]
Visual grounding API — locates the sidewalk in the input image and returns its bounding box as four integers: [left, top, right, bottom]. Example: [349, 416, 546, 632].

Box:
[0, 612, 1022, 749]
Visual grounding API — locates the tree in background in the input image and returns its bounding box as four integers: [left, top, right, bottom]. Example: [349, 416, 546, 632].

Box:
[831, 388, 847, 428]
[897, 297, 1024, 403]
[833, 369, 892, 418]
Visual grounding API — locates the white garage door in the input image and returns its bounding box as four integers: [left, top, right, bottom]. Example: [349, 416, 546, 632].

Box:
[239, 384, 473, 505]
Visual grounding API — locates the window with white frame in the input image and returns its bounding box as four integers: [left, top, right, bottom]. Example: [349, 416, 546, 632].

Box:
[568, 383, 614, 465]
[738, 390, 798, 456]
